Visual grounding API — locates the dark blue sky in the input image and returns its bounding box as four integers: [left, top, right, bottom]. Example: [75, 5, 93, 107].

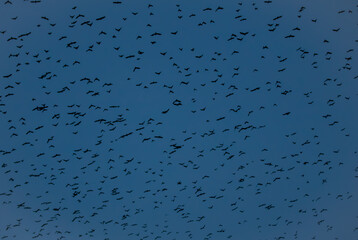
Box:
[0, 0, 357, 239]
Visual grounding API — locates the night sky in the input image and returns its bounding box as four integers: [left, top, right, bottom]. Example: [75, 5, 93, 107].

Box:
[0, 0, 358, 239]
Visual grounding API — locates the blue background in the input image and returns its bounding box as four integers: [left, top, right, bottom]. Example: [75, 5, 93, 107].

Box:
[0, 0, 357, 239]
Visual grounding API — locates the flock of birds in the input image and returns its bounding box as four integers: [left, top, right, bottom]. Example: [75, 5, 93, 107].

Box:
[0, 0, 357, 239]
